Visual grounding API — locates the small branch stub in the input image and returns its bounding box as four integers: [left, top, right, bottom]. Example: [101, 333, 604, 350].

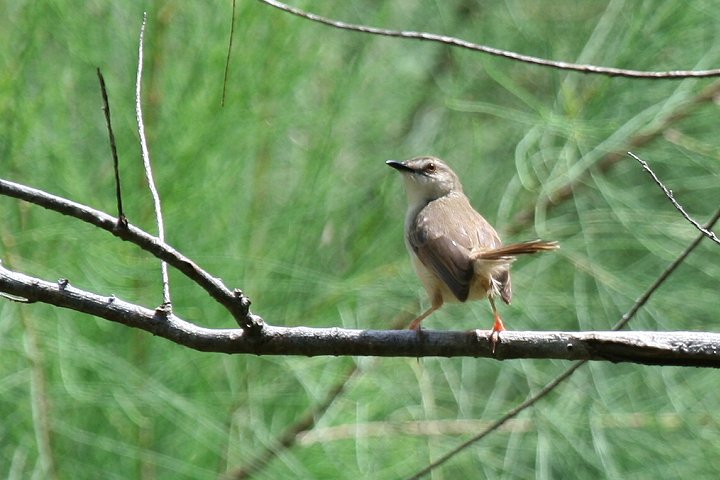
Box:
[233, 288, 264, 334]
[115, 215, 129, 230]
[155, 302, 173, 317]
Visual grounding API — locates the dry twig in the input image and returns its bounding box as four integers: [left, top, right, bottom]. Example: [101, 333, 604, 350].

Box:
[135, 12, 171, 307]
[221, 0, 237, 107]
[258, 0, 720, 79]
[96, 68, 127, 226]
[629, 152, 720, 246]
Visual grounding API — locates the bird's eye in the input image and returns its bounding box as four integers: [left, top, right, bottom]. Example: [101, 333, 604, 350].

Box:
[424, 163, 436, 173]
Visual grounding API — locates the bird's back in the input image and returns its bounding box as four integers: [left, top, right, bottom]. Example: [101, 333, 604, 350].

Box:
[408, 192, 513, 304]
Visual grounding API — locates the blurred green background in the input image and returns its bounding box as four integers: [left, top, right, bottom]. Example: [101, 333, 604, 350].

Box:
[1, 1, 719, 478]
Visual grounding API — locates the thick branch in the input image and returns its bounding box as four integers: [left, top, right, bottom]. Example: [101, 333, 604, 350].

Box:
[0, 177, 261, 331]
[2, 264, 718, 366]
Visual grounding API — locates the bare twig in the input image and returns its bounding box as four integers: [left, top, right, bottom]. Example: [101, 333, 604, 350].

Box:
[3, 262, 720, 363]
[96, 68, 127, 226]
[135, 12, 171, 307]
[0, 177, 262, 331]
[408, 206, 720, 478]
[629, 152, 720, 246]
[258, 0, 720, 79]
[221, 0, 237, 107]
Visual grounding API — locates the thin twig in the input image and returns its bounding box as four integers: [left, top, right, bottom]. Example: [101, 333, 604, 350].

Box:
[221, 0, 237, 107]
[257, 0, 720, 79]
[136, 12, 171, 307]
[629, 152, 720, 246]
[96, 68, 127, 227]
[408, 207, 720, 478]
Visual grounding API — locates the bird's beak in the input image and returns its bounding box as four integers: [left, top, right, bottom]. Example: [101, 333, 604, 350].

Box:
[386, 160, 413, 173]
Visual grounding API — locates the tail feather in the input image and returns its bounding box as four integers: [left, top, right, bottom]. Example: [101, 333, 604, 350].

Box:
[472, 239, 559, 260]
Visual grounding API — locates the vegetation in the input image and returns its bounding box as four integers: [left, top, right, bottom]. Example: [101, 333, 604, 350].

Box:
[1, 1, 718, 478]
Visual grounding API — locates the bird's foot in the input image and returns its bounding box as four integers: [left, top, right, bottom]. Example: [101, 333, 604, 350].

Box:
[488, 314, 506, 354]
[409, 323, 425, 364]
[408, 318, 422, 331]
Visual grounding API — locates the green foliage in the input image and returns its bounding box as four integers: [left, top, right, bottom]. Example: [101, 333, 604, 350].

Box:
[1, 1, 719, 478]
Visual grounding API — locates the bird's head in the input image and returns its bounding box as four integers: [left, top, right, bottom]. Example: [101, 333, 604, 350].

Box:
[386, 156, 463, 206]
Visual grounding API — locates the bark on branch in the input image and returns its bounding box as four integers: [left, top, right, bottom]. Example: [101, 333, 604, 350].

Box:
[0, 177, 262, 332]
[2, 264, 718, 367]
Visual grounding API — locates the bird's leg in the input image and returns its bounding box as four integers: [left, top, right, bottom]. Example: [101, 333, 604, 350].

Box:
[407, 308, 434, 330]
[408, 293, 443, 330]
[488, 296, 505, 353]
[408, 294, 443, 364]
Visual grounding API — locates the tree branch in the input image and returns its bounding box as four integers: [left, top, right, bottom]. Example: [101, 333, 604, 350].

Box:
[258, 0, 720, 79]
[1, 263, 719, 366]
[0, 177, 262, 332]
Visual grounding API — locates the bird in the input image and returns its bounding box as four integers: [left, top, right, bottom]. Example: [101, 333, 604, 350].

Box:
[386, 156, 558, 350]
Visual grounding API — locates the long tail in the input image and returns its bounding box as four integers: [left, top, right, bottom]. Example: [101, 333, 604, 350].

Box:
[472, 239, 559, 261]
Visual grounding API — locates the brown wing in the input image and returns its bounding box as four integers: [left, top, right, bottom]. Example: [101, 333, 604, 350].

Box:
[408, 209, 474, 302]
[434, 193, 510, 305]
